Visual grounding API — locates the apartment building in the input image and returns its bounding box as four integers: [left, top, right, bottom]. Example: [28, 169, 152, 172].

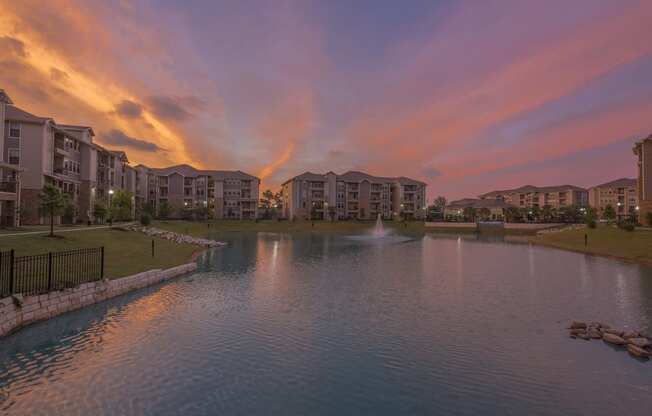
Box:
[281, 171, 427, 220]
[134, 164, 259, 219]
[588, 178, 637, 220]
[479, 184, 588, 209]
[634, 134, 652, 225]
[444, 198, 514, 221]
[0, 89, 21, 227]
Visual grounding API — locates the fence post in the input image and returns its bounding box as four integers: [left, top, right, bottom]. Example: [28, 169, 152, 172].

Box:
[151, 239, 155, 257]
[100, 247, 105, 280]
[47, 252, 53, 291]
[9, 249, 14, 295]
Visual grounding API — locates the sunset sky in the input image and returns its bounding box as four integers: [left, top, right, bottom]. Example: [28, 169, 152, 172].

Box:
[1, 0, 651, 200]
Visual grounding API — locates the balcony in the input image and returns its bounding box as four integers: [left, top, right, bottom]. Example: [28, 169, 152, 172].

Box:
[0, 181, 18, 195]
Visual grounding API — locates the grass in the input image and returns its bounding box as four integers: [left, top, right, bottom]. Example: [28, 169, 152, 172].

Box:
[532, 225, 652, 264]
[152, 219, 431, 237]
[0, 227, 198, 279]
[151, 219, 540, 238]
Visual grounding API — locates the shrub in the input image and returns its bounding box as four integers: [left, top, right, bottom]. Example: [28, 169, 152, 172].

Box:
[140, 213, 152, 226]
[586, 218, 597, 229]
[647, 212, 652, 227]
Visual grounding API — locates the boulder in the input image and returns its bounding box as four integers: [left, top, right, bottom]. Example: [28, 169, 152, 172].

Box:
[623, 331, 639, 339]
[627, 344, 650, 358]
[577, 333, 590, 340]
[603, 333, 627, 345]
[570, 328, 587, 336]
[603, 328, 624, 337]
[569, 321, 587, 330]
[589, 330, 602, 339]
[627, 338, 651, 348]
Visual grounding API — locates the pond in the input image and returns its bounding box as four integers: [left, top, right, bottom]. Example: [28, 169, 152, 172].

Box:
[1, 232, 651, 415]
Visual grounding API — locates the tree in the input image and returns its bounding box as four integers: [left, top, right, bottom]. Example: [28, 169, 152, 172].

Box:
[462, 207, 477, 222]
[259, 189, 274, 219]
[310, 204, 319, 221]
[111, 190, 134, 221]
[158, 200, 171, 220]
[530, 206, 541, 222]
[39, 184, 67, 237]
[478, 207, 491, 221]
[94, 202, 107, 224]
[602, 204, 616, 222]
[504, 206, 520, 223]
[433, 196, 447, 209]
[541, 205, 553, 222]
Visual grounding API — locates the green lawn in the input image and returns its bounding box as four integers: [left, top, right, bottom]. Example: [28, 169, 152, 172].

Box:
[152, 219, 430, 237]
[532, 226, 652, 263]
[0, 228, 198, 279]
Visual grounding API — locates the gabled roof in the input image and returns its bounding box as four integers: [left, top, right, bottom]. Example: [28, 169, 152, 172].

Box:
[480, 184, 586, 198]
[591, 178, 636, 189]
[447, 198, 515, 209]
[58, 124, 95, 137]
[5, 105, 50, 124]
[283, 170, 426, 186]
[0, 89, 13, 104]
[144, 163, 259, 181]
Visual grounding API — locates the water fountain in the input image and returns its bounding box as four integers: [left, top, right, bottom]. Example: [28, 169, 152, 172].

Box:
[372, 213, 387, 238]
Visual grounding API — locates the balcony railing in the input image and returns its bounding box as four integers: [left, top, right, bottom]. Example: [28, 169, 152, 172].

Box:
[0, 181, 18, 193]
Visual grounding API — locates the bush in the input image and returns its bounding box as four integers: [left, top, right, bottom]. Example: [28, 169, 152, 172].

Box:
[140, 213, 152, 226]
[647, 212, 652, 227]
[586, 218, 597, 229]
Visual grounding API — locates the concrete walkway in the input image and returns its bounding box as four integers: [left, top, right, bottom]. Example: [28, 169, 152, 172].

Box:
[0, 223, 135, 237]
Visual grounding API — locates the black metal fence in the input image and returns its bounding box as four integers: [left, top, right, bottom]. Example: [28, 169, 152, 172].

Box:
[0, 247, 104, 298]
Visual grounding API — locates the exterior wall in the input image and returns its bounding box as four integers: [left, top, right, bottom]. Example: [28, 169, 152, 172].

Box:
[636, 139, 652, 225]
[588, 184, 637, 220]
[20, 188, 42, 225]
[16, 122, 47, 189]
[0, 262, 197, 338]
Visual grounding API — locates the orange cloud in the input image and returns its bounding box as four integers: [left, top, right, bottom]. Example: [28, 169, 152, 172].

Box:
[0, 0, 199, 168]
[256, 91, 315, 184]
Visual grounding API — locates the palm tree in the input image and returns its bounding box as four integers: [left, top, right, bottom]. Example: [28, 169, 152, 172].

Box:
[39, 184, 67, 237]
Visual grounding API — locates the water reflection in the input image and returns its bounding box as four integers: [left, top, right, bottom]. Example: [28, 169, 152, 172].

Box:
[0, 232, 651, 415]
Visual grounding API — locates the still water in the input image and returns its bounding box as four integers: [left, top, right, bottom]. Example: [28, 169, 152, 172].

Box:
[1, 232, 651, 415]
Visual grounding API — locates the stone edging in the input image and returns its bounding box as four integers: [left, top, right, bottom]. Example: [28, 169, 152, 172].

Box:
[0, 262, 197, 338]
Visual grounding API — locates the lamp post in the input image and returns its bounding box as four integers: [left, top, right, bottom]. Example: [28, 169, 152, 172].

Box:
[108, 189, 114, 226]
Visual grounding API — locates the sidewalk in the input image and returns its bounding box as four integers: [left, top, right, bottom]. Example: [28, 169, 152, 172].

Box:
[0, 223, 135, 238]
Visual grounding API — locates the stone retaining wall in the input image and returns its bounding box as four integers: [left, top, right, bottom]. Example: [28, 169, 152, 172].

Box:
[0, 262, 197, 338]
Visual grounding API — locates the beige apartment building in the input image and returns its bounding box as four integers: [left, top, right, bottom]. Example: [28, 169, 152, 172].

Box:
[0, 90, 21, 227]
[281, 171, 427, 220]
[444, 198, 514, 221]
[134, 164, 259, 220]
[634, 134, 652, 225]
[479, 184, 588, 209]
[588, 178, 637, 220]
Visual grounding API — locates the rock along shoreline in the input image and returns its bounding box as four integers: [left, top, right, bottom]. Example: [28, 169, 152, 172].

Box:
[568, 321, 651, 360]
[125, 225, 227, 248]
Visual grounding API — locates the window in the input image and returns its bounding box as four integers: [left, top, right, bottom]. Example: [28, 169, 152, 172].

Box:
[8, 148, 19, 165]
[8, 121, 20, 138]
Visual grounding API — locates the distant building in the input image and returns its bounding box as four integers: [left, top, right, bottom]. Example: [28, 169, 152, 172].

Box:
[281, 171, 427, 220]
[633, 134, 652, 225]
[479, 184, 588, 209]
[134, 164, 259, 220]
[588, 178, 637, 220]
[444, 198, 514, 221]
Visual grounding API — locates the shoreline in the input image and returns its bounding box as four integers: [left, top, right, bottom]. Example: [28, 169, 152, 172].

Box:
[528, 238, 652, 266]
